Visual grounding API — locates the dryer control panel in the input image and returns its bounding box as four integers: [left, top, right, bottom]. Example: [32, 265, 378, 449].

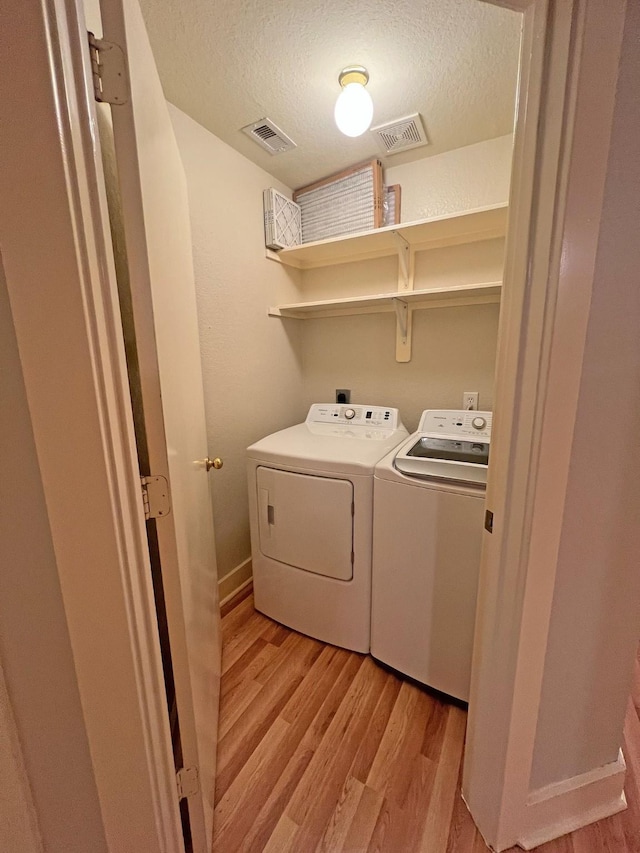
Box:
[307, 404, 401, 430]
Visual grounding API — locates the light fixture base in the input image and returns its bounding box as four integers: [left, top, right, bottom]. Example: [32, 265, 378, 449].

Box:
[338, 66, 369, 88]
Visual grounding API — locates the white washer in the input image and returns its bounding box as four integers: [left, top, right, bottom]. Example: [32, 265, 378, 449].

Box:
[371, 409, 492, 701]
[247, 403, 408, 652]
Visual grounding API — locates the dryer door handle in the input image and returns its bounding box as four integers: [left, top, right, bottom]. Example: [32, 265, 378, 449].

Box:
[259, 488, 274, 537]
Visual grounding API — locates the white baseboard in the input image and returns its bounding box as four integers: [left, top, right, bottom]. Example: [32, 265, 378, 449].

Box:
[517, 749, 627, 849]
[218, 558, 253, 607]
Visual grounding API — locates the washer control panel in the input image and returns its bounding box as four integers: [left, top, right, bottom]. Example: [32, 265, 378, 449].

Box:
[307, 403, 401, 430]
[417, 409, 492, 440]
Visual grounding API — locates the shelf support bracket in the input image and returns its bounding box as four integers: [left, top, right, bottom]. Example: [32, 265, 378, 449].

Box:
[392, 232, 412, 292]
[393, 297, 412, 363]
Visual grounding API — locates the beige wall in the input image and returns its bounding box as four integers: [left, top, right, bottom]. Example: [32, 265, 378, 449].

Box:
[0, 256, 107, 853]
[300, 304, 500, 433]
[386, 134, 513, 221]
[169, 105, 307, 581]
[298, 137, 512, 432]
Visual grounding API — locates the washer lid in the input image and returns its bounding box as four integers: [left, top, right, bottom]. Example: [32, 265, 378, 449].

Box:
[374, 436, 486, 494]
[247, 421, 409, 475]
[393, 455, 489, 487]
[389, 408, 492, 486]
[405, 436, 489, 466]
[379, 429, 489, 488]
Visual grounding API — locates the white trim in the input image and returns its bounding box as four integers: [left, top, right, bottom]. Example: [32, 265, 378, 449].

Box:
[518, 751, 627, 849]
[97, 0, 223, 847]
[464, 0, 566, 836]
[219, 578, 254, 609]
[62, 4, 185, 845]
[0, 0, 183, 850]
[464, 0, 631, 850]
[219, 559, 254, 606]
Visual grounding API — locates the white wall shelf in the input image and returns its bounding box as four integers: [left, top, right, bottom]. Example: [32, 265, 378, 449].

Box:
[268, 282, 502, 319]
[266, 202, 508, 362]
[266, 202, 508, 271]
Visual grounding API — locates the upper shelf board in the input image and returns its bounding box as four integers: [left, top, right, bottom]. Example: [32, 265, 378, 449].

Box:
[266, 203, 508, 270]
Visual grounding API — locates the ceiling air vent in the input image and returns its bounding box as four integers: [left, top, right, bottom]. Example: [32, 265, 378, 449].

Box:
[370, 114, 429, 155]
[241, 118, 296, 155]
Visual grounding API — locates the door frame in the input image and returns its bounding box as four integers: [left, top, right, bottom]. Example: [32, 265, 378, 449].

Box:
[466, 0, 630, 849]
[0, 0, 183, 850]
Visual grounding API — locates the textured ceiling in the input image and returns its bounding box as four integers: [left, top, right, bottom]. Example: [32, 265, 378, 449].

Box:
[138, 0, 521, 190]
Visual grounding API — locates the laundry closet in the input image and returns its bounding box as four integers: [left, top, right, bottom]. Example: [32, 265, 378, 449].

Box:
[79, 0, 521, 843]
[167, 90, 516, 839]
[161, 41, 518, 596]
[116, 0, 521, 609]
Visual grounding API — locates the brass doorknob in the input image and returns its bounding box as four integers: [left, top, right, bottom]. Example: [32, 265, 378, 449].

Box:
[205, 457, 223, 471]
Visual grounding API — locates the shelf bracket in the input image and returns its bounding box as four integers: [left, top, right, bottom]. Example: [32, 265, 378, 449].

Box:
[392, 232, 412, 292]
[394, 298, 408, 339]
[393, 297, 412, 363]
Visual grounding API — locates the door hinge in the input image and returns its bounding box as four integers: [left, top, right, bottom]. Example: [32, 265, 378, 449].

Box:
[141, 475, 171, 520]
[88, 32, 129, 105]
[176, 766, 199, 800]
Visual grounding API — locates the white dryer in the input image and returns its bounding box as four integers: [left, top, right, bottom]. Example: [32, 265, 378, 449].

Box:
[247, 404, 408, 652]
[371, 409, 492, 701]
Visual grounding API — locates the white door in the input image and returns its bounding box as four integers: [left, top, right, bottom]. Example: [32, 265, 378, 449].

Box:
[88, 0, 221, 849]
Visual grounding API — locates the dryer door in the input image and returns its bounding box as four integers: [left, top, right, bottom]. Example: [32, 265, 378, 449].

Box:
[256, 467, 354, 580]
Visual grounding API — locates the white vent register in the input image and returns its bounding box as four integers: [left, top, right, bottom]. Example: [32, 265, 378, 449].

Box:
[242, 118, 297, 155]
[371, 113, 429, 155]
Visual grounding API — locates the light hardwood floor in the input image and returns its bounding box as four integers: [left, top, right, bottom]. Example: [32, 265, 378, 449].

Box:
[214, 586, 640, 852]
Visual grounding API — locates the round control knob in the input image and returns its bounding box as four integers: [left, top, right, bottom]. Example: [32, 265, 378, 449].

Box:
[344, 408, 356, 420]
[472, 417, 487, 430]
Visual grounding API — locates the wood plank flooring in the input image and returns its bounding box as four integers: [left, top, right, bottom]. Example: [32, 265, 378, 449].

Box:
[215, 586, 640, 852]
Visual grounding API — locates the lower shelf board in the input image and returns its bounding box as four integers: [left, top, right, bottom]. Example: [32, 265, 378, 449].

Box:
[268, 281, 502, 320]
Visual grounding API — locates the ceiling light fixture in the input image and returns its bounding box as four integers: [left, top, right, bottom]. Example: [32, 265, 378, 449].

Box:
[334, 66, 373, 138]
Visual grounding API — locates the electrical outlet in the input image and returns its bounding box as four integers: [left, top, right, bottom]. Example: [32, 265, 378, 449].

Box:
[463, 391, 479, 411]
[336, 389, 351, 404]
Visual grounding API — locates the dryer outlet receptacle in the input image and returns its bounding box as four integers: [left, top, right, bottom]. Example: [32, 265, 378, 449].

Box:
[336, 389, 351, 404]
